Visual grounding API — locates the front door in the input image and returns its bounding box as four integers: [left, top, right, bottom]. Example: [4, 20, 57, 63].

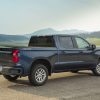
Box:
[73, 36, 96, 67]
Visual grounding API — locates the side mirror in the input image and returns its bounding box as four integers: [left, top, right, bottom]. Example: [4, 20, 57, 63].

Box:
[86, 44, 96, 50]
[90, 44, 96, 50]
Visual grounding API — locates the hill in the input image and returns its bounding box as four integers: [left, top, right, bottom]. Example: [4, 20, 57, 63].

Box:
[0, 28, 100, 47]
[0, 34, 29, 47]
[78, 31, 100, 38]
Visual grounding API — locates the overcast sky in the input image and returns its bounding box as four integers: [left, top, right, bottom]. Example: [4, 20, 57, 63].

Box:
[0, 0, 100, 35]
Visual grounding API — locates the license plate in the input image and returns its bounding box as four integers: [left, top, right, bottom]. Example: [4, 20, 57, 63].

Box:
[0, 66, 2, 72]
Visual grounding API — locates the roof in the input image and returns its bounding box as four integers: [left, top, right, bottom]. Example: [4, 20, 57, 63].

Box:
[31, 34, 76, 37]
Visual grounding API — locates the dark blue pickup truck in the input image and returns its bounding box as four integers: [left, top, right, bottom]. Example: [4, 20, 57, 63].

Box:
[0, 34, 100, 86]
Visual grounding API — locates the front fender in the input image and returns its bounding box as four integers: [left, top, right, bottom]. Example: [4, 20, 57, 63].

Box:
[94, 49, 100, 56]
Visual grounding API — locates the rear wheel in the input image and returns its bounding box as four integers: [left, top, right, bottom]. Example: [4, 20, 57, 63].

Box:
[28, 64, 48, 86]
[3, 75, 19, 81]
[92, 63, 100, 76]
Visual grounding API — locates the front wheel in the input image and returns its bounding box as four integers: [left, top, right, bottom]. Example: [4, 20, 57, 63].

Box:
[28, 64, 48, 86]
[92, 63, 100, 76]
[3, 75, 19, 81]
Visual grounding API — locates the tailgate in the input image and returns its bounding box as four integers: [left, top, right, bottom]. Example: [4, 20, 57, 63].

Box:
[0, 48, 15, 67]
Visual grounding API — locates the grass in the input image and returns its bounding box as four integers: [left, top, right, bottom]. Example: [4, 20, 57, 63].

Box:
[87, 38, 100, 47]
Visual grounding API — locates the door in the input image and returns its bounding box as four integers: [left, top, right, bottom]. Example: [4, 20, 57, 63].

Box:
[55, 36, 84, 71]
[74, 36, 96, 67]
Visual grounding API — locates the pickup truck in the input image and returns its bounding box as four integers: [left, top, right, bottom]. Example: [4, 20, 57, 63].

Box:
[0, 35, 100, 86]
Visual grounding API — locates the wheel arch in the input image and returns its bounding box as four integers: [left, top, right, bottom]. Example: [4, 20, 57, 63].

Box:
[30, 58, 52, 76]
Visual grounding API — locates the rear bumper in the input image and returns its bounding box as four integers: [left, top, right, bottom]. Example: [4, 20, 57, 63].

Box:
[1, 67, 23, 75]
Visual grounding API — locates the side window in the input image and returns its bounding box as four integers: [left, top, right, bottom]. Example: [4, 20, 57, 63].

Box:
[75, 37, 89, 49]
[59, 36, 74, 49]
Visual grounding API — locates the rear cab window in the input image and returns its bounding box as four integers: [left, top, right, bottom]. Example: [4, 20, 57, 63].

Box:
[29, 36, 55, 47]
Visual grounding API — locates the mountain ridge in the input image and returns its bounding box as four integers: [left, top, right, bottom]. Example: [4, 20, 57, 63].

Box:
[28, 28, 100, 38]
[0, 28, 100, 42]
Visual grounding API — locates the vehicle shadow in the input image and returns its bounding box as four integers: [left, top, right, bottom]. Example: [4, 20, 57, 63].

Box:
[8, 71, 96, 99]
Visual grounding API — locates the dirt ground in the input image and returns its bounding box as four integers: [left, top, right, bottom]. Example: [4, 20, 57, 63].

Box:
[0, 71, 100, 100]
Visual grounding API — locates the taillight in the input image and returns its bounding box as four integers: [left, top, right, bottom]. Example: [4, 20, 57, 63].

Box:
[12, 50, 20, 63]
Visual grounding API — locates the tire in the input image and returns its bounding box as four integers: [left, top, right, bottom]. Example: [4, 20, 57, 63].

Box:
[92, 63, 100, 76]
[71, 70, 79, 73]
[28, 64, 48, 86]
[3, 75, 19, 81]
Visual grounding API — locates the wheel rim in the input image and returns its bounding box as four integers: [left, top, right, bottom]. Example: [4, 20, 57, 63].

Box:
[35, 68, 46, 83]
[96, 63, 100, 74]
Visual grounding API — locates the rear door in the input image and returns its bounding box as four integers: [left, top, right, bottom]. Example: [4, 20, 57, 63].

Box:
[55, 36, 83, 71]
